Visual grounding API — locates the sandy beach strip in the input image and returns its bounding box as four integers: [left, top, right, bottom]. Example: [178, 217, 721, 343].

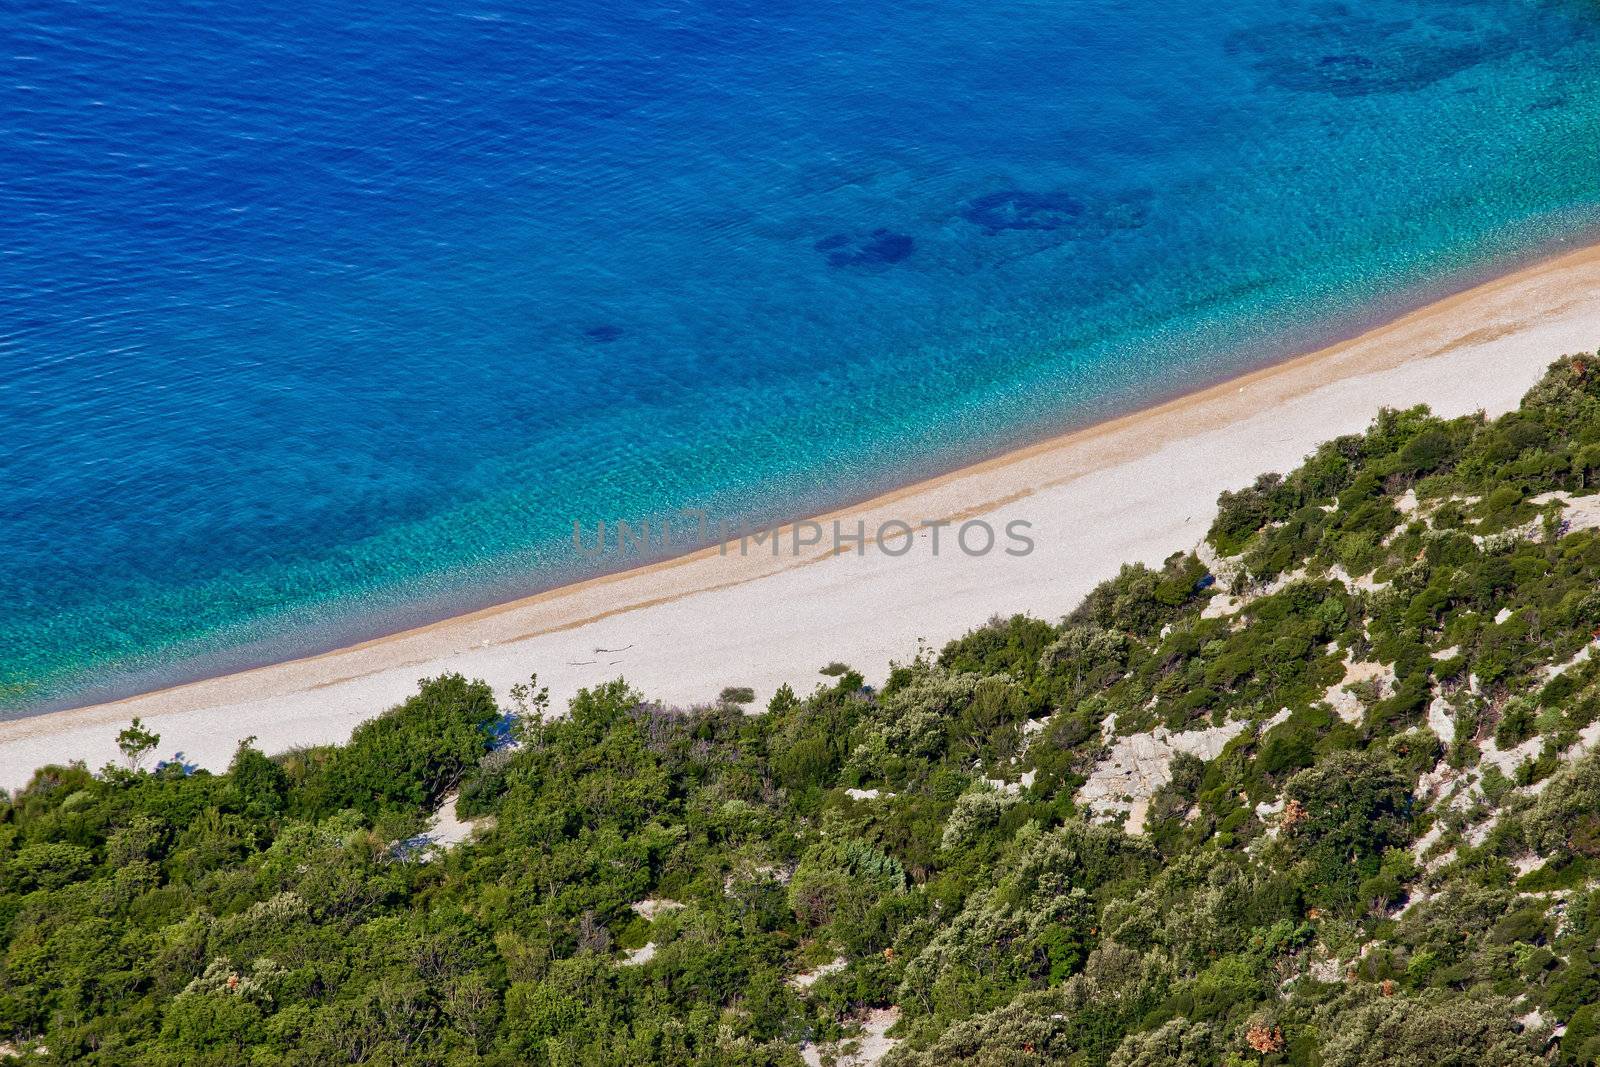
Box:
[6, 242, 1600, 789]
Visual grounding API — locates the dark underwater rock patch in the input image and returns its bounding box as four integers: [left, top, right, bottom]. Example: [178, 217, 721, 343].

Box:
[961, 190, 1086, 235]
[960, 188, 1148, 239]
[1227, 12, 1517, 97]
[584, 324, 624, 343]
[814, 228, 915, 268]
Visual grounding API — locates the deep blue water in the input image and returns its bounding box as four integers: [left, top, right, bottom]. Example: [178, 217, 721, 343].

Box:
[5, 0, 1600, 712]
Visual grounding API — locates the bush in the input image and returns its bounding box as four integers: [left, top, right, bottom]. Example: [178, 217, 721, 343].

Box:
[1211, 473, 1287, 554]
[1527, 748, 1600, 856]
[324, 673, 499, 815]
[1284, 752, 1409, 907]
[1398, 429, 1458, 476]
[1316, 989, 1542, 1066]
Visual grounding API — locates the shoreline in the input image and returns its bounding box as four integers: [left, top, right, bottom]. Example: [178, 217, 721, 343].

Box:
[7, 240, 1600, 788]
[19, 228, 1598, 719]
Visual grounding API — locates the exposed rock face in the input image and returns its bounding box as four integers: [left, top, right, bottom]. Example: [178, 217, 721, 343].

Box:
[1426, 694, 1455, 744]
[619, 943, 656, 966]
[1530, 490, 1600, 534]
[801, 1006, 899, 1067]
[789, 957, 846, 991]
[1200, 566, 1310, 620]
[1077, 719, 1251, 834]
[1545, 639, 1598, 681]
[395, 791, 493, 861]
[631, 898, 684, 921]
[1324, 654, 1394, 725]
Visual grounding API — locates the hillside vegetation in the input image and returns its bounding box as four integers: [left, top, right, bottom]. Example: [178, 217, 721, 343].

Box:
[12, 357, 1600, 1063]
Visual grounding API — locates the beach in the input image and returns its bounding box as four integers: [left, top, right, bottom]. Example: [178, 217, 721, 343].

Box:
[7, 242, 1600, 790]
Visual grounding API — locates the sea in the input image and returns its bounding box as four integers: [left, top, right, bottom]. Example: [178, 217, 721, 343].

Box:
[6, 0, 1600, 711]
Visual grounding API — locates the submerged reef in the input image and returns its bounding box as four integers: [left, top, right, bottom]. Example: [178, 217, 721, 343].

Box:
[960, 188, 1149, 239]
[814, 228, 916, 268]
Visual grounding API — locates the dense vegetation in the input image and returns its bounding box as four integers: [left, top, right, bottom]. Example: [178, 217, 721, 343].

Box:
[14, 357, 1600, 1063]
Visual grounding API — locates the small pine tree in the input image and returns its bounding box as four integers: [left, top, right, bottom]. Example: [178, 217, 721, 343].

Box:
[116, 717, 160, 773]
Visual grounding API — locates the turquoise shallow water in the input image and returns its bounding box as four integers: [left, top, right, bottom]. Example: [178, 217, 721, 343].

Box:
[5, 0, 1600, 712]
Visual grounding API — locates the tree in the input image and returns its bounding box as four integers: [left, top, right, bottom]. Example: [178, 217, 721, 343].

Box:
[1283, 751, 1410, 907]
[325, 673, 500, 814]
[1316, 989, 1542, 1066]
[116, 716, 160, 772]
